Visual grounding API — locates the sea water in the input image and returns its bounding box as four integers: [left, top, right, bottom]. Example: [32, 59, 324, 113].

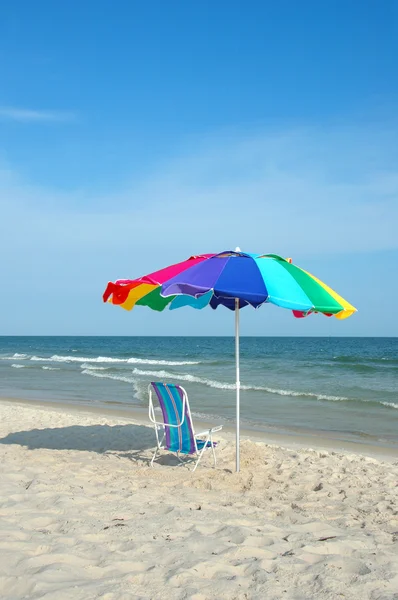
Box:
[1, 336, 397, 448]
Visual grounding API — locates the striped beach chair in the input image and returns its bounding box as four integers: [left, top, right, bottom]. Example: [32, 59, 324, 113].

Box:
[148, 382, 222, 471]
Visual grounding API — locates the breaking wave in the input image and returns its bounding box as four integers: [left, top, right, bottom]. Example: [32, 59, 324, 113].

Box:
[126, 357, 199, 366]
[133, 367, 236, 390]
[29, 354, 200, 366]
[333, 355, 398, 366]
[381, 402, 398, 410]
[0, 353, 28, 360]
[81, 369, 137, 384]
[131, 367, 350, 401]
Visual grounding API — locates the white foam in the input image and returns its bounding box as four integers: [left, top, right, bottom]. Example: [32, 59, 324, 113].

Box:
[316, 393, 348, 401]
[131, 368, 350, 401]
[30, 355, 103, 363]
[80, 363, 108, 371]
[11, 364, 25, 368]
[81, 369, 136, 384]
[42, 366, 61, 371]
[29, 354, 200, 366]
[85, 356, 126, 363]
[381, 402, 398, 410]
[131, 379, 149, 402]
[132, 368, 236, 390]
[126, 357, 199, 366]
[1, 353, 28, 361]
[262, 389, 348, 402]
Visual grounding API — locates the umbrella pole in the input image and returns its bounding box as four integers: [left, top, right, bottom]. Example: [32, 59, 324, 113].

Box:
[235, 298, 240, 473]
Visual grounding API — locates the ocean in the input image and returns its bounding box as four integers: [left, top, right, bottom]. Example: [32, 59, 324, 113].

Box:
[0, 336, 397, 449]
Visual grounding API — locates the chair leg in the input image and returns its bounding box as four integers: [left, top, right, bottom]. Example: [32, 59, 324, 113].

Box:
[150, 447, 159, 467]
[192, 438, 210, 473]
[210, 436, 217, 467]
[176, 451, 185, 464]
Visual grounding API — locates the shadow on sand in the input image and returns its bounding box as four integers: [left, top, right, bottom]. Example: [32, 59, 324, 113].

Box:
[0, 423, 156, 454]
[0, 424, 223, 469]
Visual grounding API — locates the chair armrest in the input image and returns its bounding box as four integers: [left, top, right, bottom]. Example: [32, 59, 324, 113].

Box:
[210, 425, 223, 433]
[149, 419, 166, 428]
[195, 425, 223, 437]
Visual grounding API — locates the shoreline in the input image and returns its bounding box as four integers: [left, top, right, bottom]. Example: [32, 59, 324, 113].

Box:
[2, 395, 398, 461]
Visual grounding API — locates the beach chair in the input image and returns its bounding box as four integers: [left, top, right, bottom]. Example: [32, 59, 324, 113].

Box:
[148, 382, 222, 471]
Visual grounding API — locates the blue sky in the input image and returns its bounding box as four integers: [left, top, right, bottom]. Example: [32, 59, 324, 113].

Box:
[0, 0, 397, 336]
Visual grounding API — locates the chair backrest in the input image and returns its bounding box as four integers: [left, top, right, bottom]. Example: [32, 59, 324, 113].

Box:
[149, 382, 196, 454]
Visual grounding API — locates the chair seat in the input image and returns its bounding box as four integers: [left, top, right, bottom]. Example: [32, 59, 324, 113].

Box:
[166, 439, 217, 455]
[196, 439, 217, 451]
[166, 440, 217, 454]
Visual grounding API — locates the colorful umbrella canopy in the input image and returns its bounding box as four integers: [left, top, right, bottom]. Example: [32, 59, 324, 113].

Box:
[104, 251, 356, 319]
[104, 250, 356, 471]
[103, 253, 214, 312]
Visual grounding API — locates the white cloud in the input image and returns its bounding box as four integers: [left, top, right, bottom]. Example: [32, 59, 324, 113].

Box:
[1, 125, 397, 259]
[0, 122, 397, 334]
[1, 123, 398, 275]
[0, 106, 75, 123]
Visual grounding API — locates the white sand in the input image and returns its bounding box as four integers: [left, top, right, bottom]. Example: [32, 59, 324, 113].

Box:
[0, 399, 397, 600]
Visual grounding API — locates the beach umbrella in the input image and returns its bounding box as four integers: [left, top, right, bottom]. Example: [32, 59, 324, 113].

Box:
[103, 249, 356, 472]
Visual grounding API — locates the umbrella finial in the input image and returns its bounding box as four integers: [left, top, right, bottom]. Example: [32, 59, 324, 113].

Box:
[235, 247, 241, 252]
